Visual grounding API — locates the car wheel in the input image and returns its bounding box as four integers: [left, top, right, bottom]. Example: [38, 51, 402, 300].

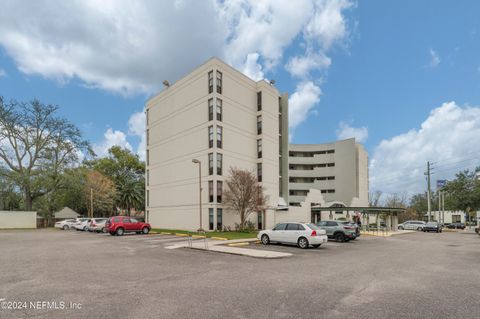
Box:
[298, 237, 309, 249]
[142, 227, 150, 234]
[398, 226, 404, 230]
[116, 228, 125, 236]
[334, 232, 345, 242]
[312, 244, 321, 248]
[62, 225, 68, 230]
[261, 234, 270, 245]
[109, 232, 115, 236]
[417, 227, 422, 231]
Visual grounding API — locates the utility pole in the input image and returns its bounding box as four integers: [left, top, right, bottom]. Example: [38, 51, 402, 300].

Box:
[441, 191, 445, 224]
[90, 188, 93, 218]
[438, 190, 441, 223]
[426, 161, 432, 222]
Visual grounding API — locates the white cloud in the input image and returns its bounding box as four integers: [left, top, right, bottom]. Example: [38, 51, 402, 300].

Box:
[286, 53, 331, 79]
[94, 128, 132, 157]
[370, 102, 480, 195]
[429, 48, 440, 68]
[0, 69, 6, 77]
[241, 52, 264, 81]
[336, 121, 368, 142]
[288, 81, 321, 131]
[128, 110, 146, 160]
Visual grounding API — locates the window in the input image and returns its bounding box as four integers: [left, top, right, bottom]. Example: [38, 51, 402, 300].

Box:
[208, 126, 214, 148]
[208, 98, 213, 121]
[327, 163, 335, 167]
[146, 108, 149, 125]
[208, 153, 214, 175]
[217, 181, 222, 203]
[257, 91, 262, 111]
[216, 71, 222, 94]
[286, 223, 299, 231]
[217, 153, 223, 175]
[208, 71, 213, 93]
[146, 190, 149, 206]
[208, 181, 214, 203]
[326, 221, 337, 227]
[257, 139, 262, 158]
[257, 115, 262, 134]
[146, 169, 149, 186]
[257, 212, 263, 230]
[209, 208, 214, 230]
[216, 208, 223, 231]
[217, 126, 223, 148]
[273, 223, 287, 231]
[257, 163, 262, 182]
[146, 149, 149, 165]
[216, 98, 222, 121]
[146, 129, 149, 145]
[123, 217, 131, 224]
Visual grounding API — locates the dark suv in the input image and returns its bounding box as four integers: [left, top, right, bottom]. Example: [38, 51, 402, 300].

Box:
[316, 220, 358, 242]
[105, 216, 151, 236]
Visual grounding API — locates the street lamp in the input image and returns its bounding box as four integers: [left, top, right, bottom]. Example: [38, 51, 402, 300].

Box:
[192, 159, 203, 232]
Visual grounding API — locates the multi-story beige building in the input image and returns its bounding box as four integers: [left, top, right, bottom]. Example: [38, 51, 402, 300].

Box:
[288, 138, 369, 207]
[146, 57, 289, 231]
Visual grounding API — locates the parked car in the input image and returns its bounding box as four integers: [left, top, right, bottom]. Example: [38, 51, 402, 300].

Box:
[73, 218, 91, 231]
[398, 220, 426, 231]
[475, 226, 479, 235]
[446, 222, 465, 230]
[258, 222, 328, 249]
[338, 221, 361, 239]
[105, 216, 151, 236]
[316, 220, 358, 242]
[423, 222, 442, 233]
[87, 218, 108, 233]
[54, 219, 76, 230]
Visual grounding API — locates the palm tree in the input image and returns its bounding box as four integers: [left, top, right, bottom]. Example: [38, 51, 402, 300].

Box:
[117, 180, 144, 216]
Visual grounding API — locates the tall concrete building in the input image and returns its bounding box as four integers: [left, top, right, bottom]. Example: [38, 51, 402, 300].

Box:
[288, 138, 369, 207]
[146, 58, 289, 231]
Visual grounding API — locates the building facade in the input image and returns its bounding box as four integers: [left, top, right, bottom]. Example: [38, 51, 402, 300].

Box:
[146, 58, 289, 231]
[288, 138, 369, 208]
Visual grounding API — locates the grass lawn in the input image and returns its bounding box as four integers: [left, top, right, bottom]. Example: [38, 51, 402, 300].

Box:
[151, 228, 258, 240]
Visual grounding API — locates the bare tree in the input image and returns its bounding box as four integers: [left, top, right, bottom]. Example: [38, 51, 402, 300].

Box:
[369, 190, 383, 206]
[223, 167, 268, 230]
[0, 97, 90, 210]
[385, 192, 407, 208]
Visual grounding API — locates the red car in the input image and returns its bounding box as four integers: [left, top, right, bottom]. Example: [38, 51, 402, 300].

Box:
[105, 216, 151, 236]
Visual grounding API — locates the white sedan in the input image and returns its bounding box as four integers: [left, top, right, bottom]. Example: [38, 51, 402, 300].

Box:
[54, 219, 76, 230]
[73, 218, 91, 231]
[258, 222, 328, 249]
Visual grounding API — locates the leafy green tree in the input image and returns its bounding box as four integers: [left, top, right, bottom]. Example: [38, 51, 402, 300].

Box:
[86, 146, 145, 214]
[443, 168, 480, 221]
[0, 97, 91, 210]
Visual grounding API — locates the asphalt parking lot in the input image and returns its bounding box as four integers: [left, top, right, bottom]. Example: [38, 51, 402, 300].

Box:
[1, 230, 479, 319]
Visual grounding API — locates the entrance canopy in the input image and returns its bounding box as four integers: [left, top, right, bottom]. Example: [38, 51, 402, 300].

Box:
[311, 206, 405, 214]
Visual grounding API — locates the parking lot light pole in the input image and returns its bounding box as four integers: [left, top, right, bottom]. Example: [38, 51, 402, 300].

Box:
[192, 159, 204, 232]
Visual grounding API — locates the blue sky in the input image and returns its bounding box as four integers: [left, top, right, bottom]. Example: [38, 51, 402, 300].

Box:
[1, 0, 479, 196]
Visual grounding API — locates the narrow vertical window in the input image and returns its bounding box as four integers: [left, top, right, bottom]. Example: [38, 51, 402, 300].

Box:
[217, 153, 223, 175]
[147, 190, 149, 206]
[217, 126, 223, 148]
[216, 98, 222, 121]
[257, 163, 262, 182]
[257, 139, 262, 158]
[216, 208, 223, 231]
[208, 153, 213, 175]
[146, 129, 150, 146]
[208, 71, 213, 93]
[208, 98, 213, 121]
[146, 149, 149, 165]
[146, 108, 149, 125]
[257, 115, 262, 135]
[209, 208, 214, 230]
[257, 91, 262, 111]
[217, 181, 222, 203]
[216, 71, 222, 94]
[208, 181, 214, 203]
[258, 212, 263, 230]
[208, 125, 214, 148]
[146, 169, 149, 186]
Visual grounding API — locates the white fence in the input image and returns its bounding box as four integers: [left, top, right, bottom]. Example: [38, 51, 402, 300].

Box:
[0, 211, 37, 229]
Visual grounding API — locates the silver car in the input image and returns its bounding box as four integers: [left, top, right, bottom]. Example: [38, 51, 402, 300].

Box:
[398, 220, 426, 231]
[87, 218, 108, 233]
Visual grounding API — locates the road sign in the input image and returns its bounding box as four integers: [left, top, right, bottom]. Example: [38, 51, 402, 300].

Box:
[436, 180, 446, 190]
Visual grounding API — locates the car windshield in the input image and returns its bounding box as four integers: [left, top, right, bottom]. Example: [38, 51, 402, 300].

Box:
[426, 222, 438, 226]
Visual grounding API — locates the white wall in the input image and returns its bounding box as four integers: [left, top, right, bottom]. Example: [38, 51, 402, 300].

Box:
[0, 211, 37, 229]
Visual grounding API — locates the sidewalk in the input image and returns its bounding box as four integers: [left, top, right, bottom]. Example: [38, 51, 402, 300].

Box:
[165, 237, 292, 259]
[361, 230, 415, 237]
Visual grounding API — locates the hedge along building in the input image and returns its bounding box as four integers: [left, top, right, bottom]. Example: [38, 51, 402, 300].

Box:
[146, 58, 289, 231]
